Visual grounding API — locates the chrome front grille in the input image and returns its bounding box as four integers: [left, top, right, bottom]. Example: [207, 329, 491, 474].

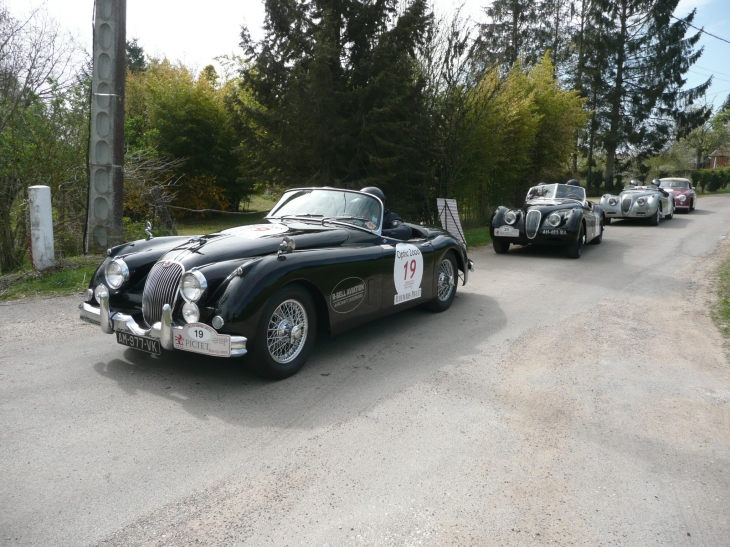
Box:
[525, 210, 541, 239]
[142, 261, 183, 327]
[622, 196, 632, 214]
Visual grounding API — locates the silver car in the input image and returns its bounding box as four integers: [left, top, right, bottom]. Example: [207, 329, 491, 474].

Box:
[600, 180, 675, 225]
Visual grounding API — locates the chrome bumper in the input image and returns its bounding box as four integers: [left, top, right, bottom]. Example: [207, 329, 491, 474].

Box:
[462, 259, 474, 285]
[79, 293, 247, 357]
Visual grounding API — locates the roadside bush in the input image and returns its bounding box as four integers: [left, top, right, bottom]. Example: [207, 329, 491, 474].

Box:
[691, 168, 730, 192]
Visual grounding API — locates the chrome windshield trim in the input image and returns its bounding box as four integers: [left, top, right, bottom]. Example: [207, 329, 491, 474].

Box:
[266, 187, 384, 236]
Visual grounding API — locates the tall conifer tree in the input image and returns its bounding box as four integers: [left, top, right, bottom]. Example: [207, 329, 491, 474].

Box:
[238, 0, 433, 215]
[590, 0, 710, 190]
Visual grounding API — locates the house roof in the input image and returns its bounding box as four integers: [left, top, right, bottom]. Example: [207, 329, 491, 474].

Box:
[709, 145, 730, 157]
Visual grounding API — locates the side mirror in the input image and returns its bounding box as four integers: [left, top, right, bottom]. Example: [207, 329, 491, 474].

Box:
[278, 236, 296, 259]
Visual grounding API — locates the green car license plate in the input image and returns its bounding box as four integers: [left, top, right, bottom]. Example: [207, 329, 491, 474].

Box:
[116, 332, 161, 355]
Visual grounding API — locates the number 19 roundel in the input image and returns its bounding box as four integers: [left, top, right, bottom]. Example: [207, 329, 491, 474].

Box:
[393, 243, 423, 305]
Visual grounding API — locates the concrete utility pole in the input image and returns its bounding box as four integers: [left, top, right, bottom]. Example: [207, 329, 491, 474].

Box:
[86, 0, 126, 253]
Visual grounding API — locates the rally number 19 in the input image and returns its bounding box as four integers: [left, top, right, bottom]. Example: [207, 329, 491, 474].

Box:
[403, 259, 417, 280]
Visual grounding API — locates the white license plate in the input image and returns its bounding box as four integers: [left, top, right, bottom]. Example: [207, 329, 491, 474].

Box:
[173, 323, 231, 357]
[495, 225, 519, 237]
[541, 229, 567, 235]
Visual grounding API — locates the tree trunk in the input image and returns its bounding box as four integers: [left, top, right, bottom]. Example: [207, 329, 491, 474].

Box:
[604, 0, 627, 193]
[573, 0, 588, 175]
[151, 188, 177, 236]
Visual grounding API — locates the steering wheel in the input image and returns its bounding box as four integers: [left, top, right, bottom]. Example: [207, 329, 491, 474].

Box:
[566, 193, 583, 200]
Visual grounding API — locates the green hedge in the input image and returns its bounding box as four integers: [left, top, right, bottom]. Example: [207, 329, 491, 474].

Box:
[691, 167, 730, 192]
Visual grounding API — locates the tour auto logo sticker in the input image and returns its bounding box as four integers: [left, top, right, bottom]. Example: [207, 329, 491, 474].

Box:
[330, 277, 366, 313]
[394, 243, 423, 305]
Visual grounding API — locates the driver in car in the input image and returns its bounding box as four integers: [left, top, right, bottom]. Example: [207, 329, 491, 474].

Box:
[360, 186, 411, 240]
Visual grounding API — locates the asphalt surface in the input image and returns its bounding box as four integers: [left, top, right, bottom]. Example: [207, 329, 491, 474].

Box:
[2, 195, 730, 547]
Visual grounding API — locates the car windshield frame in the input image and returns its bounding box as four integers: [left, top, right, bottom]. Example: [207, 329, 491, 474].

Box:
[266, 188, 385, 234]
[622, 185, 657, 191]
[526, 183, 586, 203]
[659, 179, 690, 189]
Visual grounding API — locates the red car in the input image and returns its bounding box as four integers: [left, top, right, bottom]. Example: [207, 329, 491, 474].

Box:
[659, 178, 696, 213]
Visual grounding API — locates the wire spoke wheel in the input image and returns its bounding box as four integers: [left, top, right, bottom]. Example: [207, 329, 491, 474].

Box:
[437, 258, 455, 302]
[266, 299, 308, 364]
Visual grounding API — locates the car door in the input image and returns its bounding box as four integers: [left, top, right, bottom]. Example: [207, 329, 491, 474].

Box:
[320, 241, 386, 334]
[583, 202, 597, 240]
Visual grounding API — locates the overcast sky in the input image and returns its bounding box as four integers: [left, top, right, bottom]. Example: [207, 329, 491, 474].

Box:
[4, 0, 729, 106]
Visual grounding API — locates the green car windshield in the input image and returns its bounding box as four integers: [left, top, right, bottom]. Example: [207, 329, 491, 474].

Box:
[268, 189, 383, 231]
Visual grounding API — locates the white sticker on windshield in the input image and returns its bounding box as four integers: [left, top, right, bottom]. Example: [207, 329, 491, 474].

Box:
[394, 243, 423, 305]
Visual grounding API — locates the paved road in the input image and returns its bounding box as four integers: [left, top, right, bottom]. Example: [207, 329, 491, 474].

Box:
[2, 196, 730, 547]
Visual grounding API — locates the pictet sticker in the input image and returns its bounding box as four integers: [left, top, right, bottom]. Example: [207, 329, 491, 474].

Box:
[394, 243, 423, 305]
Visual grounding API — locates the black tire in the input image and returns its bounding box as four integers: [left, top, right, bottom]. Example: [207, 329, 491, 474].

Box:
[589, 218, 603, 244]
[493, 239, 510, 254]
[424, 252, 458, 312]
[665, 200, 674, 220]
[566, 223, 585, 259]
[605, 217, 612, 225]
[690, 199, 695, 212]
[251, 284, 317, 380]
[649, 208, 660, 226]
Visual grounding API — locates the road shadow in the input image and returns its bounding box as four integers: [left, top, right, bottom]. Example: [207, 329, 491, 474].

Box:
[93, 292, 503, 429]
[684, 208, 713, 215]
[490, 239, 607, 260]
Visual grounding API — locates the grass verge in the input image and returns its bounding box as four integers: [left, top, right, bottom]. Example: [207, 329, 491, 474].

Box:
[715, 249, 730, 339]
[0, 255, 102, 302]
[464, 226, 492, 248]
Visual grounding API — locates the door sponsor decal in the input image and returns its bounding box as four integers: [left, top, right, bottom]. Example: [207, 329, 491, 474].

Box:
[394, 243, 423, 305]
[330, 277, 366, 313]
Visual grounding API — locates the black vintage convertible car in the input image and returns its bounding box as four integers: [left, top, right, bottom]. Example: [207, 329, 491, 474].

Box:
[490, 181, 605, 258]
[80, 187, 473, 378]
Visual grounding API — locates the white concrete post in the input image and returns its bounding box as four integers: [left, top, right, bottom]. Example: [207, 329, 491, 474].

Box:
[28, 185, 55, 270]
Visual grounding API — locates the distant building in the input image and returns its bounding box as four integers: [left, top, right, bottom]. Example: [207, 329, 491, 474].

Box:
[709, 145, 730, 169]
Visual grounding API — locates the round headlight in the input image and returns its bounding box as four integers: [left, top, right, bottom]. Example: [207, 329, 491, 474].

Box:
[608, 197, 618, 206]
[548, 213, 562, 227]
[637, 197, 646, 206]
[105, 258, 129, 289]
[504, 210, 518, 225]
[94, 283, 108, 303]
[180, 271, 207, 302]
[678, 194, 686, 202]
[182, 302, 200, 323]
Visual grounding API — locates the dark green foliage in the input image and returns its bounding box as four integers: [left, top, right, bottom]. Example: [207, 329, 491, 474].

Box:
[238, 0, 434, 217]
[126, 39, 148, 73]
[691, 167, 730, 192]
[477, 0, 542, 67]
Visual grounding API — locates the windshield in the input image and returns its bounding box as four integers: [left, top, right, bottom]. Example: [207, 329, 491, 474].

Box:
[659, 179, 690, 189]
[267, 189, 383, 231]
[526, 184, 585, 202]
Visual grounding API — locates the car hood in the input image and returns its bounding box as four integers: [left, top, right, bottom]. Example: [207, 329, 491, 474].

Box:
[159, 221, 351, 271]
